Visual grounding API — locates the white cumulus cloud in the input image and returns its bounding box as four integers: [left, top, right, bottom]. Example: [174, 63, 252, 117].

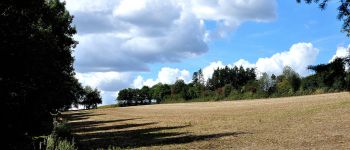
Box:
[329, 44, 349, 62]
[64, 0, 277, 104]
[201, 42, 319, 79]
[75, 71, 132, 91]
[254, 42, 319, 76]
[132, 67, 191, 88]
[233, 59, 256, 69]
[202, 61, 226, 80]
[64, 0, 277, 73]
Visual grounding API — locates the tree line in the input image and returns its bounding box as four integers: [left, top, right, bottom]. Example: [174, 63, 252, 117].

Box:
[117, 57, 350, 106]
[1, 0, 101, 149]
[1, 0, 349, 149]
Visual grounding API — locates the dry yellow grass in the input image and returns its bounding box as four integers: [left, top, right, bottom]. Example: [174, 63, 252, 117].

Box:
[64, 92, 350, 149]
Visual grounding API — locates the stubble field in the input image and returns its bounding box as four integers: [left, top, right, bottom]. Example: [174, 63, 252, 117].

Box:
[64, 92, 350, 149]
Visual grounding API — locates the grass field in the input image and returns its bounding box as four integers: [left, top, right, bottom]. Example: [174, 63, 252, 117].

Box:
[64, 92, 350, 149]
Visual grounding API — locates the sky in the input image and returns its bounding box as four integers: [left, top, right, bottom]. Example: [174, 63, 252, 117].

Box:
[64, 0, 350, 105]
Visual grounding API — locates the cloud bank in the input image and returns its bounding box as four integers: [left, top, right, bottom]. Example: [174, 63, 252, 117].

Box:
[65, 0, 277, 73]
[65, 0, 279, 104]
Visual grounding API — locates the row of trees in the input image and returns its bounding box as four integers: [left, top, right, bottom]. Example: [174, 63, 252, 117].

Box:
[117, 57, 350, 106]
[1, 0, 102, 149]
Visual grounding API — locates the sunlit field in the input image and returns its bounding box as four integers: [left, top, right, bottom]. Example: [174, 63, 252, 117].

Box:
[65, 92, 350, 149]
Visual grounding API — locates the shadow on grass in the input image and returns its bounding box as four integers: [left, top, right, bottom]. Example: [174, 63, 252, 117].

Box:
[73, 122, 157, 133]
[65, 112, 251, 149]
[62, 112, 105, 121]
[68, 118, 142, 128]
[75, 123, 250, 149]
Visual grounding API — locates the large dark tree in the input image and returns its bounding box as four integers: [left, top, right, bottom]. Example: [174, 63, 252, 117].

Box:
[297, 0, 350, 36]
[117, 88, 135, 101]
[1, 0, 80, 149]
[308, 57, 347, 89]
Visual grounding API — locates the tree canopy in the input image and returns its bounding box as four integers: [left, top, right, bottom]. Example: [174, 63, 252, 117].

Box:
[1, 0, 81, 148]
[80, 86, 102, 109]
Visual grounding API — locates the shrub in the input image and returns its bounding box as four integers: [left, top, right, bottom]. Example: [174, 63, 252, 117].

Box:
[56, 139, 77, 150]
[313, 88, 328, 94]
[223, 84, 233, 97]
[52, 121, 73, 140]
[46, 135, 77, 150]
[276, 79, 291, 95]
[228, 90, 242, 100]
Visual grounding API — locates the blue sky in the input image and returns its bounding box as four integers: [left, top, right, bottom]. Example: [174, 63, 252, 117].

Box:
[65, 0, 349, 105]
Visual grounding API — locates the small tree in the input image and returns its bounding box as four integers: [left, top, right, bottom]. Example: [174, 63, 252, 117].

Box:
[282, 66, 301, 92]
[259, 72, 275, 92]
[81, 86, 102, 109]
[171, 79, 190, 100]
[223, 84, 233, 97]
[276, 66, 301, 94]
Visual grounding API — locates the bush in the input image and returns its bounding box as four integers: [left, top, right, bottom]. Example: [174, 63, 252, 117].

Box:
[276, 80, 291, 96]
[223, 84, 233, 97]
[228, 90, 242, 100]
[56, 139, 77, 150]
[52, 121, 73, 141]
[313, 88, 328, 94]
[46, 135, 77, 150]
[45, 121, 77, 150]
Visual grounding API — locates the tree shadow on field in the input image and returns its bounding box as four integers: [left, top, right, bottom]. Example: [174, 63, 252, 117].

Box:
[64, 112, 251, 149]
[77, 127, 249, 149]
[62, 111, 105, 121]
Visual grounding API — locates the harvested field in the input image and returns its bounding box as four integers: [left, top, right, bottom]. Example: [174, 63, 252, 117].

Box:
[64, 92, 350, 149]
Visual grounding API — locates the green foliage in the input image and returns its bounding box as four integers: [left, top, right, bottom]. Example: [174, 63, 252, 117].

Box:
[223, 84, 233, 97]
[46, 135, 76, 150]
[274, 66, 301, 95]
[282, 66, 301, 92]
[150, 83, 171, 101]
[80, 86, 102, 109]
[207, 66, 256, 90]
[117, 88, 135, 100]
[56, 139, 77, 150]
[214, 87, 225, 100]
[117, 60, 348, 106]
[308, 58, 347, 90]
[301, 74, 319, 91]
[259, 73, 272, 92]
[172, 79, 187, 94]
[276, 79, 293, 96]
[192, 68, 205, 86]
[52, 121, 73, 140]
[140, 86, 151, 100]
[1, 0, 83, 148]
[242, 80, 259, 93]
[47, 121, 76, 150]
